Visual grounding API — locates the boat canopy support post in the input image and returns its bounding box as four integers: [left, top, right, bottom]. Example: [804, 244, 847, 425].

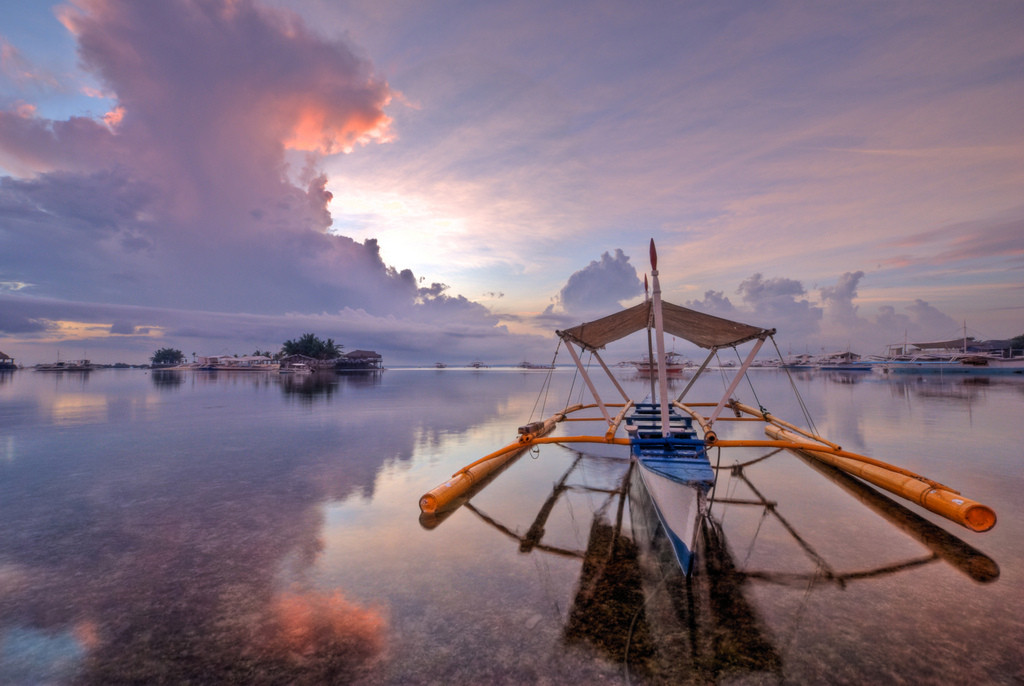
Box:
[591, 349, 631, 404]
[562, 339, 613, 425]
[676, 347, 718, 404]
[707, 336, 768, 425]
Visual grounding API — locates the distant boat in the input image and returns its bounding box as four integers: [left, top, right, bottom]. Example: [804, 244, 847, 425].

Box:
[630, 351, 688, 376]
[468, 361, 489, 369]
[779, 353, 816, 369]
[816, 351, 873, 371]
[35, 359, 95, 372]
[434, 362, 447, 368]
[873, 353, 1004, 375]
[987, 356, 1024, 372]
[279, 363, 312, 374]
[517, 361, 555, 370]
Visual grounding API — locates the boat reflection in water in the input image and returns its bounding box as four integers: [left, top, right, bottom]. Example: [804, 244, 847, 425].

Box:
[443, 451, 783, 683]
[626, 466, 782, 683]
[434, 442, 998, 683]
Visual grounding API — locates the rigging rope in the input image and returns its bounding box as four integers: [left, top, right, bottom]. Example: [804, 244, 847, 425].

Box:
[563, 347, 582, 412]
[734, 344, 767, 412]
[771, 335, 820, 436]
[741, 504, 770, 569]
[529, 339, 561, 423]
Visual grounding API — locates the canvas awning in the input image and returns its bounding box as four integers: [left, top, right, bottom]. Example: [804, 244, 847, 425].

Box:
[912, 338, 972, 350]
[557, 301, 773, 351]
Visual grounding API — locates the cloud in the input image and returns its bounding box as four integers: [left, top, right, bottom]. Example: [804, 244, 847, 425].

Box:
[735, 273, 822, 340]
[675, 269, 971, 355]
[684, 290, 740, 319]
[0, 299, 50, 334]
[820, 270, 865, 325]
[551, 249, 642, 318]
[882, 215, 1024, 269]
[0, 291, 551, 366]
[0, 0, 532, 363]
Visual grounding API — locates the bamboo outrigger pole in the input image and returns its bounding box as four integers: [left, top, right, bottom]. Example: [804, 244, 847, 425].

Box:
[765, 425, 996, 533]
[418, 405, 631, 515]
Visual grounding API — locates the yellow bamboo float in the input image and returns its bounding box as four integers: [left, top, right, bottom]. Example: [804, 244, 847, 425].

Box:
[794, 453, 999, 582]
[764, 425, 996, 533]
[418, 403, 624, 515]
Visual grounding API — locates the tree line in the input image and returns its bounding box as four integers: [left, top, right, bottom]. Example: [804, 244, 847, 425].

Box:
[150, 333, 345, 366]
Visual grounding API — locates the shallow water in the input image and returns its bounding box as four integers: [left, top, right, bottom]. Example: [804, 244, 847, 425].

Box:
[0, 367, 1021, 684]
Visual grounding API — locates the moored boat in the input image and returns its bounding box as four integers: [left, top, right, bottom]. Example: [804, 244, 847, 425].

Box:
[629, 351, 689, 376]
[418, 240, 997, 577]
[35, 359, 95, 372]
[987, 356, 1024, 372]
[517, 361, 555, 369]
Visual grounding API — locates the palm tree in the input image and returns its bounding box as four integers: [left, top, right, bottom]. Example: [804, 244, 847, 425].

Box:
[280, 333, 344, 360]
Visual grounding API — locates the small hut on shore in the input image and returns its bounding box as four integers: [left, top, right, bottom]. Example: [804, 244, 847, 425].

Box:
[0, 350, 15, 370]
[336, 350, 383, 371]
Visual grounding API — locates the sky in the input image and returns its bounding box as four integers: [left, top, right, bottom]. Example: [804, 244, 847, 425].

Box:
[1, 0, 1022, 366]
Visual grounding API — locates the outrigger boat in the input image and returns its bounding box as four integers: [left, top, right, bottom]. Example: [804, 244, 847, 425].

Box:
[418, 240, 997, 576]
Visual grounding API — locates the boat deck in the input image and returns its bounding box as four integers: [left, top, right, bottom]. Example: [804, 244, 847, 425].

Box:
[626, 402, 715, 483]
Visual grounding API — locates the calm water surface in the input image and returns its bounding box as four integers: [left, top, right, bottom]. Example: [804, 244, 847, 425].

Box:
[0, 367, 1021, 684]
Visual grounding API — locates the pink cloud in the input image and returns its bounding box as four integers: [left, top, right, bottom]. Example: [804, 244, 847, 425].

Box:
[0, 0, 543, 366]
[0, 1, 422, 317]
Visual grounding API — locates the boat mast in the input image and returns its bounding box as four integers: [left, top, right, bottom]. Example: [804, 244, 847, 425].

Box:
[644, 274, 656, 403]
[649, 239, 671, 437]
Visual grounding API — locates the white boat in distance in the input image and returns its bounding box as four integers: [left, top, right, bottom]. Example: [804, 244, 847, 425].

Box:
[35, 359, 95, 372]
[630, 351, 689, 377]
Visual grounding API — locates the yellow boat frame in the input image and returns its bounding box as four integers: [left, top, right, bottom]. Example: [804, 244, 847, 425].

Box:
[419, 398, 996, 534]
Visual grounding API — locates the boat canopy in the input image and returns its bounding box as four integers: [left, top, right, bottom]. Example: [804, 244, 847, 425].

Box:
[911, 338, 973, 350]
[557, 300, 774, 351]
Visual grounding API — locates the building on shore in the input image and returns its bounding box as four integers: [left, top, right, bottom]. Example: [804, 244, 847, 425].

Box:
[0, 350, 15, 370]
[335, 350, 383, 371]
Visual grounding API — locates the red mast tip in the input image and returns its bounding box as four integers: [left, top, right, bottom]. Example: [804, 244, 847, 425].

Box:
[649, 239, 657, 270]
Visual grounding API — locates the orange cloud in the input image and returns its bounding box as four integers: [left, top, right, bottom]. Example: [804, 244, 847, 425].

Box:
[285, 100, 393, 155]
[103, 105, 125, 130]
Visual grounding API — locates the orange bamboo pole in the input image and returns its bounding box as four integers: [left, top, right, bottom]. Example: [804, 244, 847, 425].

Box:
[606, 401, 635, 440]
[418, 403, 622, 514]
[731, 400, 842, 451]
[672, 401, 716, 443]
[765, 425, 996, 532]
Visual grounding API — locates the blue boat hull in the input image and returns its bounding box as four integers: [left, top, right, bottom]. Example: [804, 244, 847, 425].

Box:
[628, 402, 715, 575]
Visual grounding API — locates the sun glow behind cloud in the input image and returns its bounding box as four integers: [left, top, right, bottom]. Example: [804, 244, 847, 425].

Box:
[39, 320, 165, 342]
[326, 183, 501, 283]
